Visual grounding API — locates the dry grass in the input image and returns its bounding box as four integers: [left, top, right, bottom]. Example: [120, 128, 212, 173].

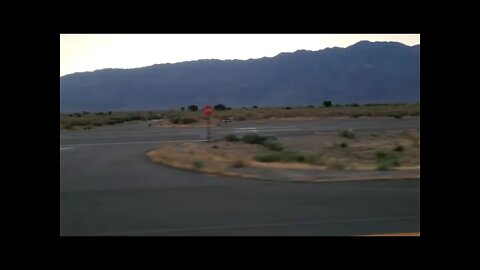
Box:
[147, 128, 420, 178]
[61, 104, 419, 130]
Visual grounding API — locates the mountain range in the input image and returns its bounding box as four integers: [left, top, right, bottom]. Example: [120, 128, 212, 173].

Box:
[60, 40, 420, 112]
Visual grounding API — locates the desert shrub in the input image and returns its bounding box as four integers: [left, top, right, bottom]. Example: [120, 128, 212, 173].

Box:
[254, 151, 306, 163]
[394, 145, 404, 152]
[285, 107, 292, 110]
[263, 138, 284, 151]
[242, 133, 273, 144]
[169, 117, 180, 124]
[377, 162, 391, 171]
[375, 151, 387, 160]
[339, 129, 355, 139]
[323, 101, 332, 107]
[180, 117, 198, 124]
[327, 160, 345, 170]
[225, 134, 240, 142]
[232, 160, 246, 168]
[375, 151, 401, 169]
[340, 142, 348, 148]
[390, 113, 403, 119]
[234, 116, 246, 121]
[192, 160, 204, 169]
[93, 123, 103, 126]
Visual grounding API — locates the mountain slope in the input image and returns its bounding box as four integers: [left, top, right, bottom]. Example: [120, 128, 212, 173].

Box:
[60, 41, 420, 112]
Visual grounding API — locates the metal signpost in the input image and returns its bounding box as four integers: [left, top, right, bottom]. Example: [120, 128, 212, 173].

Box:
[202, 105, 213, 142]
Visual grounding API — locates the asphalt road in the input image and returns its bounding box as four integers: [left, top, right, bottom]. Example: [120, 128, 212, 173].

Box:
[60, 117, 420, 236]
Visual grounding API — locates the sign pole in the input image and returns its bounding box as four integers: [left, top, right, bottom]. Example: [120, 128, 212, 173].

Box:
[207, 115, 211, 142]
[202, 105, 213, 143]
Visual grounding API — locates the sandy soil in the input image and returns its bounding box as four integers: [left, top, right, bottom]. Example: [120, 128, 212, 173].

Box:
[147, 129, 420, 182]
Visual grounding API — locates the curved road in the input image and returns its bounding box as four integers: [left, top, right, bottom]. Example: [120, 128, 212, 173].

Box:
[60, 117, 420, 236]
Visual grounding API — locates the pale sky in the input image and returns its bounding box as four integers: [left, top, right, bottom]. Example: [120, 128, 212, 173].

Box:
[60, 34, 420, 77]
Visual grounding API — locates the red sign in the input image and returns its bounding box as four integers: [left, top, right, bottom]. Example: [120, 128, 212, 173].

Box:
[202, 105, 213, 116]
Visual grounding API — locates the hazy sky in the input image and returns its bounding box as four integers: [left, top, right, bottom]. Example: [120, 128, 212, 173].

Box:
[60, 34, 420, 77]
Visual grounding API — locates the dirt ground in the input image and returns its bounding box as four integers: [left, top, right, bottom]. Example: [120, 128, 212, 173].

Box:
[147, 128, 420, 181]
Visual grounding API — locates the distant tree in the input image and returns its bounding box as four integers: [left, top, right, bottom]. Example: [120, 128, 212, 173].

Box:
[181, 107, 185, 111]
[188, 105, 198, 111]
[214, 104, 227, 111]
[323, 101, 332, 107]
[82, 111, 90, 115]
[252, 105, 258, 109]
[108, 111, 112, 116]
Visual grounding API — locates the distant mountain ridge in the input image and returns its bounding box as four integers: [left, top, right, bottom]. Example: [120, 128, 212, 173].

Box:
[60, 41, 420, 112]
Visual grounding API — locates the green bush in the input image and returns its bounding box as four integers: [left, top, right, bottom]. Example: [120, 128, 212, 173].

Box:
[339, 129, 355, 139]
[225, 134, 240, 142]
[375, 151, 401, 169]
[242, 133, 273, 144]
[180, 117, 198, 124]
[375, 151, 387, 160]
[377, 162, 391, 171]
[254, 151, 307, 163]
[192, 160, 204, 169]
[263, 138, 284, 151]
